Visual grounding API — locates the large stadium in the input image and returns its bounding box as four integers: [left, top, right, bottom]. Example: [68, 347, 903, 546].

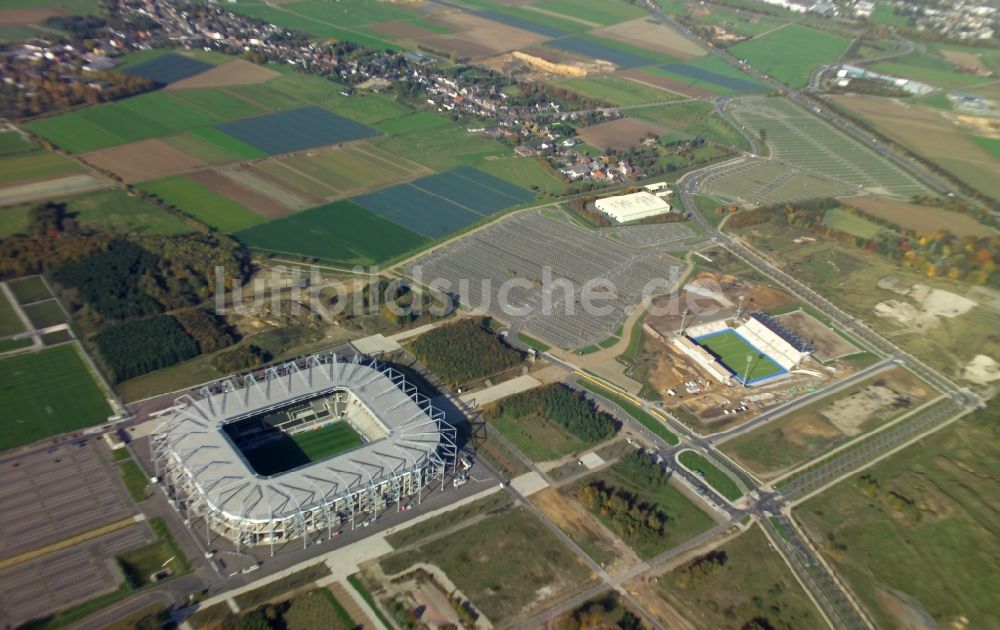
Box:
[150, 352, 457, 554]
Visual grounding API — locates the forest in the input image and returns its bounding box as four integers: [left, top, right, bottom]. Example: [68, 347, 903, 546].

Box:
[94, 315, 199, 382]
[410, 318, 523, 386]
[487, 384, 617, 444]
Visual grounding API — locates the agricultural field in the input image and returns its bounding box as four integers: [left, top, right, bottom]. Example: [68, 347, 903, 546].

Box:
[546, 34, 676, 69]
[138, 176, 263, 233]
[822, 207, 884, 239]
[21, 299, 66, 330]
[379, 505, 595, 623]
[653, 56, 768, 94]
[351, 166, 534, 238]
[0, 291, 25, 338]
[629, 100, 751, 150]
[730, 24, 851, 88]
[216, 106, 376, 155]
[870, 53, 989, 90]
[0, 131, 37, 156]
[371, 117, 505, 171]
[533, 0, 647, 26]
[234, 200, 427, 265]
[0, 189, 190, 238]
[476, 156, 567, 196]
[122, 53, 214, 85]
[650, 525, 825, 629]
[226, 1, 402, 49]
[694, 329, 785, 384]
[689, 5, 788, 37]
[721, 366, 938, 479]
[577, 117, 667, 151]
[845, 196, 993, 237]
[7, 275, 51, 304]
[796, 401, 1000, 629]
[593, 17, 707, 60]
[0, 344, 111, 450]
[730, 97, 929, 197]
[556, 75, 679, 106]
[162, 128, 267, 163]
[829, 94, 1000, 201]
[0, 149, 86, 187]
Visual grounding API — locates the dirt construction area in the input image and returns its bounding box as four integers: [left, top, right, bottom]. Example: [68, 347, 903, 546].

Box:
[81, 139, 207, 183]
[773, 309, 859, 362]
[847, 196, 994, 238]
[532, 487, 639, 573]
[596, 18, 706, 59]
[166, 59, 280, 90]
[0, 8, 63, 24]
[578, 117, 668, 150]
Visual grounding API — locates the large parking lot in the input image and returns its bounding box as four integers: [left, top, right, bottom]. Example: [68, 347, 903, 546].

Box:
[0, 438, 135, 560]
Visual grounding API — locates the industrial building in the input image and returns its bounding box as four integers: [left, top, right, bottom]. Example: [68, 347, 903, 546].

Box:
[594, 191, 671, 223]
[151, 352, 457, 554]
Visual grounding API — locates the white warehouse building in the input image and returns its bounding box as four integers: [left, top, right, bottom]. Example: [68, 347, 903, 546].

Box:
[595, 191, 671, 223]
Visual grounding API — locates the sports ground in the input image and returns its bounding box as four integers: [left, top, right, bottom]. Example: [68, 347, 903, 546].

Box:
[242, 421, 363, 476]
[694, 329, 786, 384]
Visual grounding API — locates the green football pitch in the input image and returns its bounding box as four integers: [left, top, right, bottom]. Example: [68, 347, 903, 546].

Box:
[0, 345, 111, 450]
[694, 330, 785, 383]
[243, 421, 364, 476]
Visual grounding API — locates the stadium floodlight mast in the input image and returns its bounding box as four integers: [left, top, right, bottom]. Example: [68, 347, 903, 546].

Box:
[744, 354, 753, 386]
[736, 295, 746, 321]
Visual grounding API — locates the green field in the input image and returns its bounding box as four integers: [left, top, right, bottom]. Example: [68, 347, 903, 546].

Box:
[534, 0, 647, 25]
[0, 290, 25, 337]
[557, 75, 679, 106]
[228, 1, 402, 49]
[730, 25, 851, 88]
[22, 299, 66, 329]
[692, 6, 788, 36]
[381, 506, 595, 622]
[973, 135, 1000, 159]
[677, 450, 743, 501]
[0, 151, 86, 186]
[657, 524, 825, 628]
[871, 54, 988, 89]
[476, 156, 567, 196]
[138, 176, 263, 233]
[797, 402, 1000, 628]
[267, 142, 425, 199]
[822, 207, 884, 239]
[577, 380, 679, 445]
[630, 100, 750, 150]
[650, 55, 768, 95]
[164, 128, 267, 163]
[695, 330, 784, 383]
[7, 276, 52, 304]
[0, 190, 190, 238]
[372, 122, 501, 171]
[487, 410, 589, 462]
[234, 199, 426, 265]
[0, 131, 36, 156]
[0, 345, 111, 450]
[242, 421, 363, 476]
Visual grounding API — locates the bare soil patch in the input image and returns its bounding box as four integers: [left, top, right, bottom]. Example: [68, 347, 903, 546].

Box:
[578, 117, 667, 150]
[369, 20, 439, 40]
[533, 487, 638, 573]
[596, 18, 706, 59]
[165, 59, 280, 90]
[81, 139, 206, 183]
[0, 8, 63, 25]
[187, 170, 292, 219]
[620, 69, 715, 97]
[773, 310, 859, 362]
[847, 196, 993, 237]
[939, 49, 991, 76]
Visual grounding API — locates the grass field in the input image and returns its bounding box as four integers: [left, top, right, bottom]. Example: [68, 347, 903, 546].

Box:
[372, 121, 502, 171]
[164, 128, 267, 163]
[796, 401, 1000, 628]
[973, 135, 1000, 159]
[694, 330, 785, 383]
[21, 298, 65, 329]
[0, 290, 25, 337]
[730, 25, 851, 88]
[139, 175, 264, 233]
[380, 506, 595, 622]
[0, 131, 37, 156]
[0, 151, 86, 186]
[476, 156, 567, 196]
[242, 421, 363, 476]
[557, 75, 679, 106]
[677, 450, 743, 501]
[0, 190, 190, 237]
[654, 56, 768, 94]
[577, 380, 679, 445]
[630, 100, 749, 150]
[7, 275, 52, 304]
[228, 0, 406, 48]
[234, 199, 426, 265]
[0, 345, 111, 450]
[655, 524, 825, 628]
[535, 0, 647, 25]
[822, 207, 884, 239]
[487, 411, 589, 462]
[871, 56, 987, 89]
[547, 34, 676, 68]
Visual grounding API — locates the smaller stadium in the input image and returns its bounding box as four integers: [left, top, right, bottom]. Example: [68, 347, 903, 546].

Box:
[672, 313, 814, 386]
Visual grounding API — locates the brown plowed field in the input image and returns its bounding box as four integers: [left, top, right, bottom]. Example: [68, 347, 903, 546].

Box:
[620, 69, 715, 97]
[846, 196, 993, 237]
[165, 59, 280, 90]
[578, 117, 668, 150]
[187, 170, 291, 219]
[596, 18, 706, 59]
[420, 12, 548, 59]
[81, 139, 206, 183]
[0, 8, 63, 24]
[370, 20, 442, 40]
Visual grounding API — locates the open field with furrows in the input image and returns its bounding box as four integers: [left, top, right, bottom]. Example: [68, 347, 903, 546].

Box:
[628, 100, 749, 150]
[415, 11, 550, 59]
[0, 148, 86, 188]
[730, 97, 928, 197]
[0, 345, 111, 450]
[577, 117, 666, 151]
[138, 175, 264, 233]
[796, 401, 1000, 629]
[829, 94, 1000, 201]
[81, 139, 208, 184]
[371, 115, 505, 170]
[0, 189, 190, 238]
[649, 525, 825, 629]
[594, 17, 706, 59]
[845, 196, 994, 238]
[729, 24, 851, 88]
[556, 75, 680, 106]
[721, 366, 937, 480]
[165, 58, 281, 90]
[698, 158, 855, 205]
[379, 505, 596, 623]
[736, 221, 1000, 381]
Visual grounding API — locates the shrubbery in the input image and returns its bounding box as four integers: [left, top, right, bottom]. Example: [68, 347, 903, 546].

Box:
[410, 317, 522, 386]
[488, 383, 617, 443]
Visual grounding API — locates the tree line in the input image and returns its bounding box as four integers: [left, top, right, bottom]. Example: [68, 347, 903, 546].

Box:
[411, 317, 523, 387]
[488, 383, 617, 444]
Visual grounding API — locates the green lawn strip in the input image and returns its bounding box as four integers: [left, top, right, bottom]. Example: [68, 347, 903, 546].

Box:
[7, 276, 52, 305]
[113, 452, 150, 503]
[677, 450, 743, 501]
[22, 299, 66, 329]
[0, 290, 25, 337]
[347, 574, 393, 629]
[0, 338, 32, 353]
[577, 380, 679, 446]
[516, 332, 550, 352]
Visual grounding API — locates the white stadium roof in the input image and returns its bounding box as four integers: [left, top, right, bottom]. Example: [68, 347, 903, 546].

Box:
[154, 356, 445, 523]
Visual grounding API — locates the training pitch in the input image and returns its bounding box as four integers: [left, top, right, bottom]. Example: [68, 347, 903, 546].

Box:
[695, 329, 785, 384]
